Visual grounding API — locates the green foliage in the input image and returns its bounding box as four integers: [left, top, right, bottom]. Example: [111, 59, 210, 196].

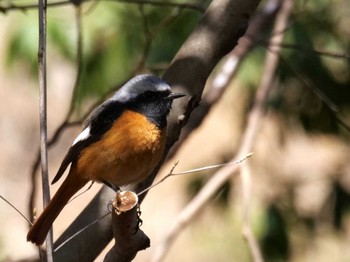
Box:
[260, 205, 290, 262]
[6, 13, 39, 75]
[4, 1, 202, 109]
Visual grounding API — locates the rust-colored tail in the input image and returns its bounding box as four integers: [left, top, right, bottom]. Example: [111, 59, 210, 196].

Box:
[27, 172, 88, 245]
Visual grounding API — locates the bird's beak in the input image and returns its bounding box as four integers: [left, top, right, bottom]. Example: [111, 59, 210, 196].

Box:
[164, 92, 186, 101]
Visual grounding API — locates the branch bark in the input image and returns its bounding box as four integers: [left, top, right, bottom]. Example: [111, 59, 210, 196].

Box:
[104, 192, 150, 262]
[38, 0, 53, 259]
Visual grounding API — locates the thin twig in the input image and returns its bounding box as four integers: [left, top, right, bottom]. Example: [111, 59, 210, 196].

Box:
[262, 42, 350, 60]
[138, 153, 253, 197]
[68, 181, 94, 203]
[0, 195, 32, 225]
[53, 211, 111, 253]
[28, 4, 85, 219]
[137, 161, 179, 197]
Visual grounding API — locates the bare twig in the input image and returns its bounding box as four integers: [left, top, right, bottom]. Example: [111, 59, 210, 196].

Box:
[0, 195, 32, 225]
[262, 42, 350, 60]
[138, 154, 253, 197]
[38, 0, 54, 258]
[54, 211, 110, 252]
[28, 5, 85, 219]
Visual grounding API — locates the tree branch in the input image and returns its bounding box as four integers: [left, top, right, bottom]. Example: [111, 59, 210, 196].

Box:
[104, 192, 150, 262]
[28, 5, 85, 221]
[38, 0, 54, 259]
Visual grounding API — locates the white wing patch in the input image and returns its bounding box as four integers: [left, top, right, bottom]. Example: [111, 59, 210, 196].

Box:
[72, 126, 91, 145]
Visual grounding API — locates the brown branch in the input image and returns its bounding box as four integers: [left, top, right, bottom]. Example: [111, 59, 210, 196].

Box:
[28, 5, 85, 221]
[104, 192, 150, 261]
[38, 0, 54, 258]
[104, 210, 149, 261]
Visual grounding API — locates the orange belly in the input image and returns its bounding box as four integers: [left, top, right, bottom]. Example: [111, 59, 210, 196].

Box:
[75, 110, 166, 186]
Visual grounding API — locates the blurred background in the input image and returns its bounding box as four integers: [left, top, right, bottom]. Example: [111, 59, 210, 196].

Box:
[0, 0, 350, 261]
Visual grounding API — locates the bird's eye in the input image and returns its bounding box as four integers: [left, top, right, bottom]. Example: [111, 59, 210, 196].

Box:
[141, 91, 166, 101]
[142, 91, 155, 100]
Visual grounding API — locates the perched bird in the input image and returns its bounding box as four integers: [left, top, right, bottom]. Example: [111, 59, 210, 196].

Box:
[27, 74, 185, 245]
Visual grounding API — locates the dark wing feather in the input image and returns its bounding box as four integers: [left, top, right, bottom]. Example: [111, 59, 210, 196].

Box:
[51, 100, 124, 184]
[51, 138, 95, 184]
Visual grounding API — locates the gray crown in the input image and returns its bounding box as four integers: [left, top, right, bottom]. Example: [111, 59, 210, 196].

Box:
[113, 74, 171, 103]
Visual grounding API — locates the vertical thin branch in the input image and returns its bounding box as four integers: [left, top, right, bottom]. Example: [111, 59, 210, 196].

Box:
[239, 0, 294, 261]
[28, 3, 84, 220]
[38, 0, 53, 259]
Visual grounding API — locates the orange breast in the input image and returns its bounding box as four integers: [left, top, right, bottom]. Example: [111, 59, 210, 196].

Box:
[75, 110, 166, 186]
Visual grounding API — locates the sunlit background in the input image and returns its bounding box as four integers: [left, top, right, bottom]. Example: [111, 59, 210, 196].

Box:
[0, 0, 350, 261]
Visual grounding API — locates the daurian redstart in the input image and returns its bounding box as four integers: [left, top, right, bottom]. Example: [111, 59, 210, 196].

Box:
[27, 74, 185, 245]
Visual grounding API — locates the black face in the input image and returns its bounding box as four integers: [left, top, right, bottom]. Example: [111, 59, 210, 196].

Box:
[123, 90, 173, 129]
